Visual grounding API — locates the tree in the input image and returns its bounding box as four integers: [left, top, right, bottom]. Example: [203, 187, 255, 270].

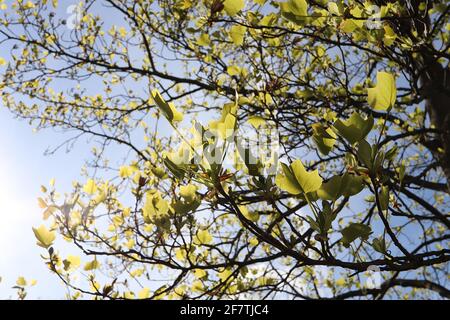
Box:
[0, 0, 449, 299]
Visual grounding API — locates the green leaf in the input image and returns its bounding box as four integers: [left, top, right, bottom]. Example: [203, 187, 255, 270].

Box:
[379, 185, 389, 211]
[372, 236, 387, 254]
[291, 160, 323, 194]
[340, 223, 372, 247]
[172, 197, 201, 215]
[151, 89, 183, 123]
[223, 0, 245, 16]
[163, 157, 186, 179]
[275, 162, 303, 195]
[317, 175, 342, 201]
[367, 71, 397, 111]
[340, 173, 365, 197]
[333, 112, 374, 144]
[317, 173, 364, 200]
[312, 123, 337, 155]
[32, 225, 56, 249]
[357, 139, 373, 168]
[308, 201, 337, 237]
[276, 159, 322, 195]
[236, 139, 261, 176]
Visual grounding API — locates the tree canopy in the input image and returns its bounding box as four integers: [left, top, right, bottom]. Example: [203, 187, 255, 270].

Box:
[0, 0, 449, 299]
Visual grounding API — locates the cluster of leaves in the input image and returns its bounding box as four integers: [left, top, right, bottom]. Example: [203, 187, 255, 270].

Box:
[0, 0, 449, 299]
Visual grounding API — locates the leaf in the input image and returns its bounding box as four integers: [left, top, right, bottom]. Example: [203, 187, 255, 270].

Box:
[240, 205, 259, 222]
[16, 277, 27, 286]
[229, 25, 246, 45]
[138, 287, 150, 299]
[367, 72, 397, 111]
[84, 259, 100, 271]
[163, 157, 186, 179]
[357, 139, 373, 168]
[196, 33, 211, 46]
[196, 229, 213, 244]
[223, 0, 245, 16]
[333, 112, 374, 144]
[83, 179, 98, 195]
[276, 159, 322, 195]
[179, 184, 198, 202]
[372, 236, 386, 254]
[291, 159, 323, 194]
[247, 116, 266, 129]
[340, 223, 372, 247]
[327, 2, 341, 15]
[280, 0, 308, 25]
[317, 173, 364, 200]
[172, 197, 201, 215]
[151, 89, 183, 123]
[217, 113, 236, 139]
[340, 173, 364, 197]
[312, 124, 337, 155]
[275, 163, 302, 195]
[379, 185, 389, 211]
[317, 175, 342, 201]
[340, 19, 359, 33]
[32, 225, 56, 248]
[227, 65, 241, 76]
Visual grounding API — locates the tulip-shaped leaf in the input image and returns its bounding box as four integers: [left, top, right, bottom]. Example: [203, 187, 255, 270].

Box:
[333, 112, 374, 144]
[32, 225, 56, 248]
[368, 71, 396, 111]
[151, 89, 183, 123]
[276, 159, 322, 194]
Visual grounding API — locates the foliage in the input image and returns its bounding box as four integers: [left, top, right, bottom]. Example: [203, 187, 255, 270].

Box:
[0, 0, 449, 299]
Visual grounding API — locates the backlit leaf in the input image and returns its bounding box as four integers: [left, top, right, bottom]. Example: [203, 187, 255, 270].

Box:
[340, 223, 372, 247]
[32, 225, 56, 249]
[368, 72, 397, 111]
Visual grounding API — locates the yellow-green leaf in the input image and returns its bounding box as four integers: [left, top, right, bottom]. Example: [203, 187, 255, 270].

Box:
[83, 178, 98, 195]
[247, 116, 266, 129]
[229, 25, 246, 45]
[151, 89, 183, 123]
[275, 162, 303, 195]
[276, 160, 322, 194]
[368, 71, 397, 111]
[227, 65, 241, 76]
[16, 276, 27, 286]
[84, 259, 100, 271]
[333, 112, 374, 144]
[138, 287, 150, 299]
[196, 33, 210, 46]
[291, 159, 323, 194]
[223, 0, 245, 16]
[196, 229, 212, 244]
[32, 225, 56, 248]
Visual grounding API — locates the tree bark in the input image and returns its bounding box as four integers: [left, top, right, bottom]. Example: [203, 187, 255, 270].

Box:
[421, 56, 450, 193]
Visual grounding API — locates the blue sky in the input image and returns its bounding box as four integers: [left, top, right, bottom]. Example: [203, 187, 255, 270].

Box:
[0, 107, 91, 299]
